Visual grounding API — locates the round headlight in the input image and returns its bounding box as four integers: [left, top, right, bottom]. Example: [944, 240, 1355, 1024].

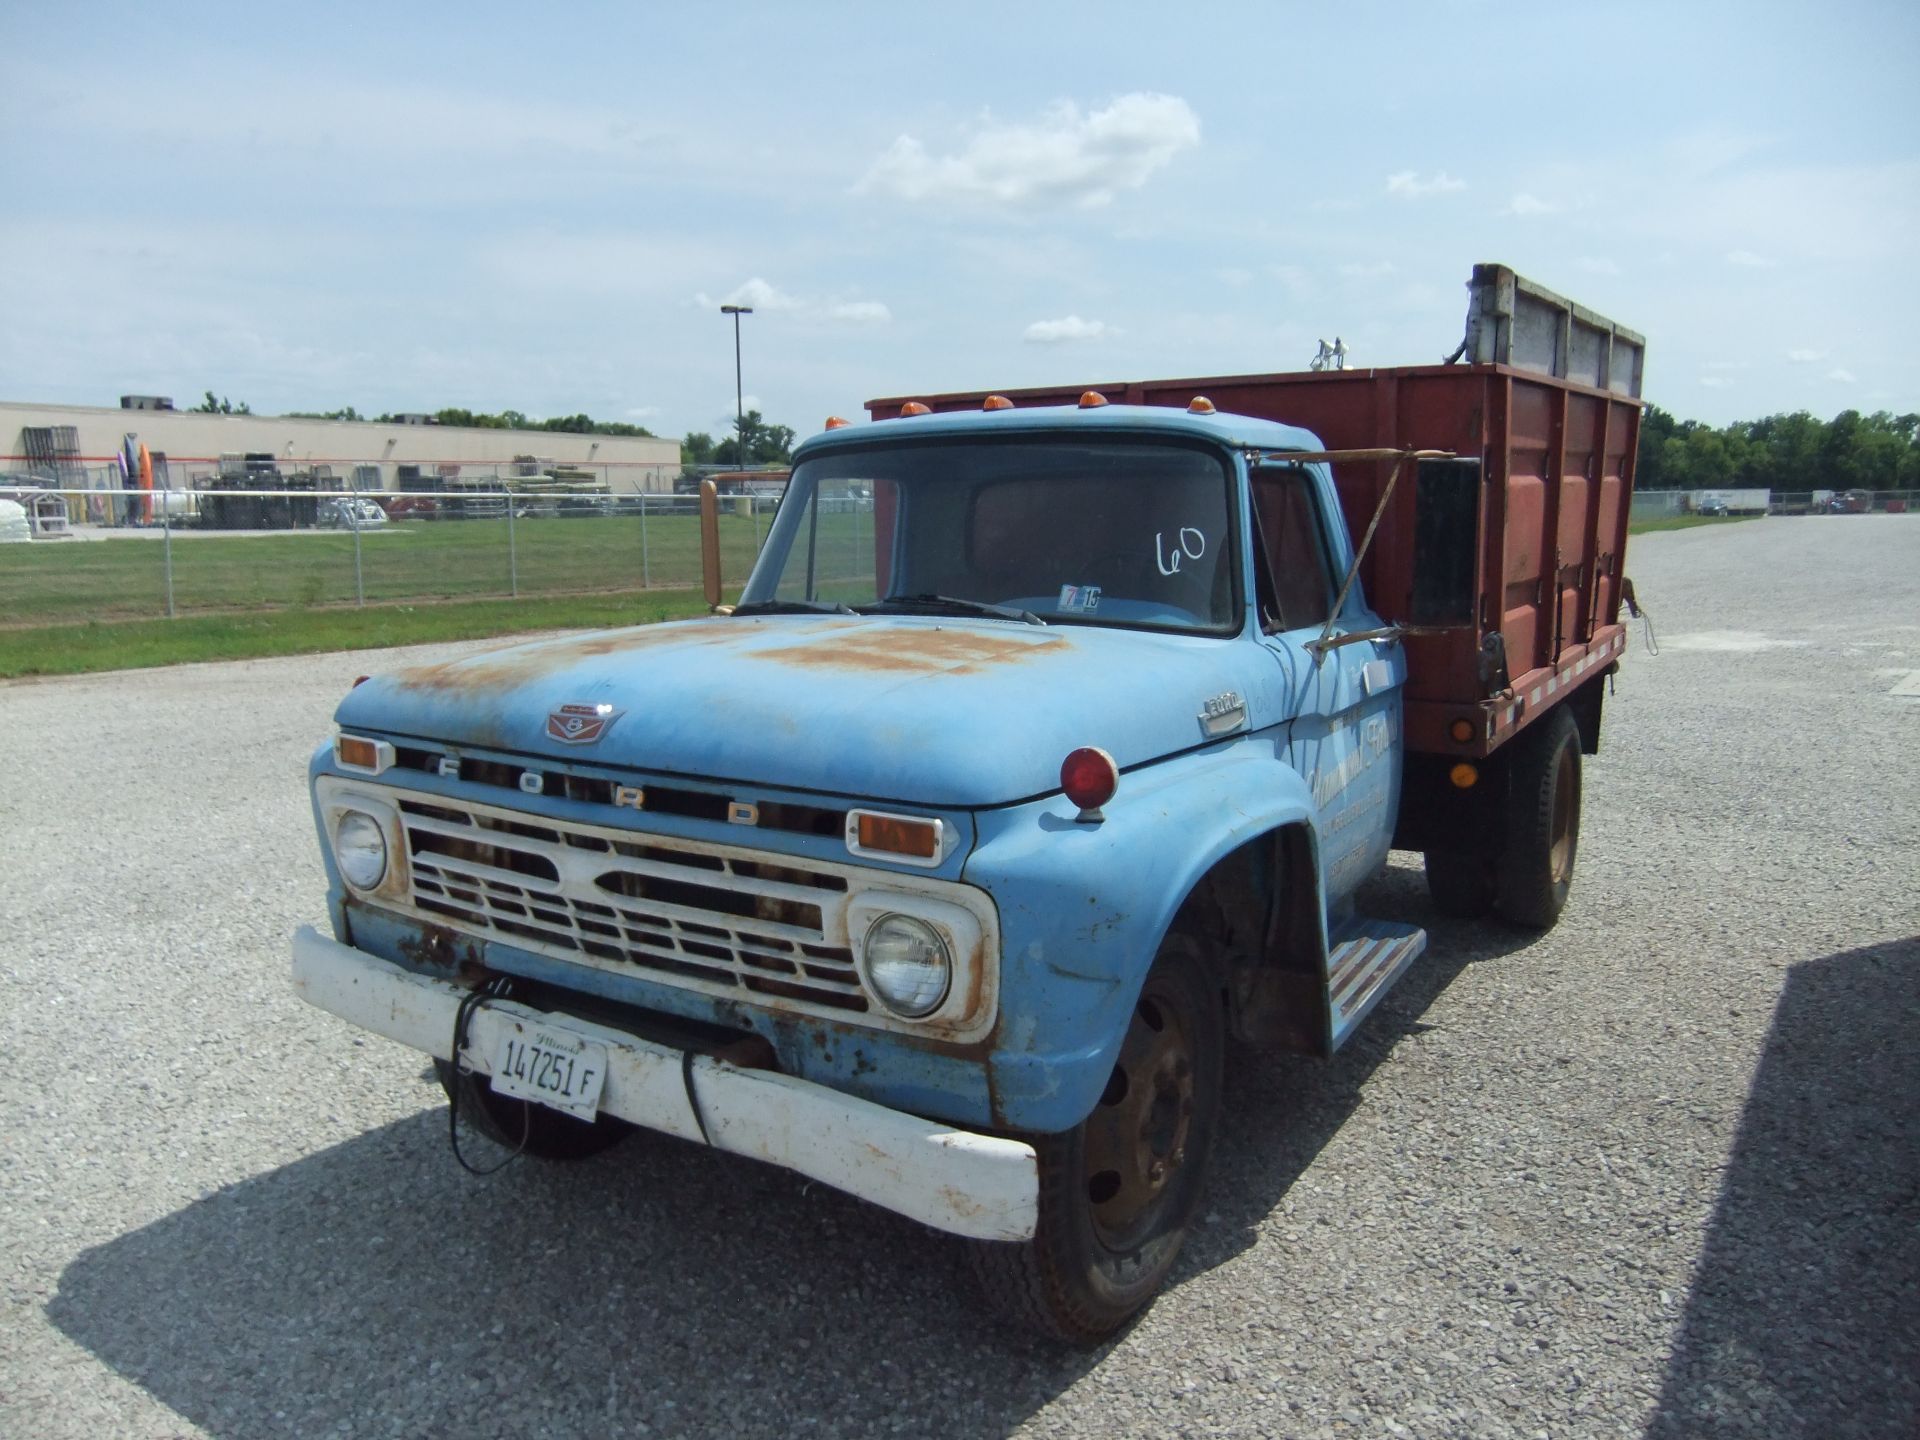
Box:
[334, 810, 388, 891]
[860, 913, 951, 1019]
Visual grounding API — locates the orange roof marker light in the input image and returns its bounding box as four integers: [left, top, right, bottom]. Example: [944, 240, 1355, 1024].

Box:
[982, 395, 1014, 411]
[824, 416, 852, 430]
[1078, 391, 1109, 409]
[1188, 396, 1216, 414]
[898, 401, 932, 417]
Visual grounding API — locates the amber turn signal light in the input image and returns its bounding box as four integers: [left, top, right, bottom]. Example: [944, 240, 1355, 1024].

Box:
[1449, 762, 1479, 789]
[338, 736, 378, 769]
[1449, 718, 1476, 744]
[334, 734, 394, 775]
[856, 812, 940, 860]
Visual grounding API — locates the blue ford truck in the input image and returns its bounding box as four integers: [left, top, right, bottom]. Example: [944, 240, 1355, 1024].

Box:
[295, 265, 1644, 1341]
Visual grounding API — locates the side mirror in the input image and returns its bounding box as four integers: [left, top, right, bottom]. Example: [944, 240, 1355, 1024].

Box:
[699, 479, 723, 609]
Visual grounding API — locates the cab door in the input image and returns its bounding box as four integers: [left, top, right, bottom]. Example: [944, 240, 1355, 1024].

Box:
[1249, 460, 1404, 907]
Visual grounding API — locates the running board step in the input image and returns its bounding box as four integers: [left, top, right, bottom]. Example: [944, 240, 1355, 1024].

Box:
[1326, 916, 1428, 1048]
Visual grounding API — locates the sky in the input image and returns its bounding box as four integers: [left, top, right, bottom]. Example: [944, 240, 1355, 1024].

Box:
[2, 0, 1916, 443]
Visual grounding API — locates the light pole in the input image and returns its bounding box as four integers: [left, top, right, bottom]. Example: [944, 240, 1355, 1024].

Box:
[721, 304, 753, 470]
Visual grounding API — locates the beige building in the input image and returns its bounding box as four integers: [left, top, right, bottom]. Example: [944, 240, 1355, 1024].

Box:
[1, 399, 682, 494]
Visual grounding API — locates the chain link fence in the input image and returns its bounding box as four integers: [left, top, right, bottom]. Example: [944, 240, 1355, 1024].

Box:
[0, 484, 777, 623]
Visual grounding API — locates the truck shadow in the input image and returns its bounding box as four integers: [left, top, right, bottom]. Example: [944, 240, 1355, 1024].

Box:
[47, 863, 1528, 1438]
[1642, 936, 1919, 1439]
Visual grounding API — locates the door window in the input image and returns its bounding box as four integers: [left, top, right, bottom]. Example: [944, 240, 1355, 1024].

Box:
[1252, 470, 1336, 633]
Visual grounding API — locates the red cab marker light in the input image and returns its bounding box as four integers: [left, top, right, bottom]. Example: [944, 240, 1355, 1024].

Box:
[982, 395, 1014, 411]
[1061, 746, 1119, 823]
[824, 416, 852, 430]
[1078, 391, 1109, 409]
[898, 401, 932, 417]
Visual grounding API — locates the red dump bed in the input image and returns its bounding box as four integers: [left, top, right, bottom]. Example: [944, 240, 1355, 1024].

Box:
[868, 332, 1642, 758]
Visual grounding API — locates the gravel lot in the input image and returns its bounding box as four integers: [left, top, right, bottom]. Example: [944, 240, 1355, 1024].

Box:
[2, 516, 1914, 1439]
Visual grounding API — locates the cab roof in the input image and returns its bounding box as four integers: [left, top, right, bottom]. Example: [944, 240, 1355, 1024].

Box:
[792, 403, 1327, 462]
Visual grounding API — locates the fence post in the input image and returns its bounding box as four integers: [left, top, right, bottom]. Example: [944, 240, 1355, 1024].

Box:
[163, 495, 176, 618]
[639, 493, 650, 588]
[352, 508, 365, 606]
[507, 498, 519, 598]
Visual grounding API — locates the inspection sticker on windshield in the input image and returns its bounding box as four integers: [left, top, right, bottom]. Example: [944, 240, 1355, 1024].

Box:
[1057, 584, 1101, 613]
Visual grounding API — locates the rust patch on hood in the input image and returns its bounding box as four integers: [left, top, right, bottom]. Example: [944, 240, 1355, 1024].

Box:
[390, 618, 754, 693]
[759, 627, 1068, 675]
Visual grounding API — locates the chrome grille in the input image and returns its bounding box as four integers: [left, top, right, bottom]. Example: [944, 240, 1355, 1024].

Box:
[396, 795, 870, 1015]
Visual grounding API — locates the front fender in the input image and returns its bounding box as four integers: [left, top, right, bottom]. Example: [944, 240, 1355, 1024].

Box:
[964, 729, 1323, 1133]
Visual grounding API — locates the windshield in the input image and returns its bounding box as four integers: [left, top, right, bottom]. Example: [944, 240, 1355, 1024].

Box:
[744, 437, 1240, 633]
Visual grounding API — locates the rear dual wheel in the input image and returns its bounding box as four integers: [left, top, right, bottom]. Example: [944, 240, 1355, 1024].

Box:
[1423, 707, 1582, 929]
[968, 937, 1224, 1345]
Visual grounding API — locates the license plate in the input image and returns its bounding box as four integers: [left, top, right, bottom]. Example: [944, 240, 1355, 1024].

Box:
[487, 1019, 608, 1121]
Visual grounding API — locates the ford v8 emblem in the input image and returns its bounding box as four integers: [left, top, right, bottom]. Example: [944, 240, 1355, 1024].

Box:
[547, 702, 620, 744]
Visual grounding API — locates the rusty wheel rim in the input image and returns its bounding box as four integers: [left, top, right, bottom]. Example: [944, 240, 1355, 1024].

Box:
[1549, 744, 1577, 885]
[1082, 977, 1198, 1252]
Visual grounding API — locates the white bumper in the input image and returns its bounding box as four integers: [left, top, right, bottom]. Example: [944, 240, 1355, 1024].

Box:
[291, 925, 1038, 1241]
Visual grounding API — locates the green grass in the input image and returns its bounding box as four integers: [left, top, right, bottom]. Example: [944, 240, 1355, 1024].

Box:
[0, 510, 775, 624]
[1628, 514, 1764, 534]
[0, 590, 721, 678]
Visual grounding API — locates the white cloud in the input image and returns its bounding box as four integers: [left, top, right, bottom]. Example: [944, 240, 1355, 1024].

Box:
[1387, 170, 1466, 199]
[1726, 249, 1775, 268]
[694, 278, 891, 325]
[1216, 267, 1253, 288]
[1338, 261, 1397, 279]
[1787, 348, 1827, 363]
[1700, 376, 1735, 389]
[823, 300, 892, 324]
[1023, 315, 1113, 343]
[1828, 368, 1857, 383]
[1705, 360, 1748, 371]
[1504, 192, 1559, 217]
[1270, 264, 1312, 294]
[1574, 256, 1621, 276]
[860, 93, 1201, 210]
[708, 277, 803, 312]
[624, 405, 660, 419]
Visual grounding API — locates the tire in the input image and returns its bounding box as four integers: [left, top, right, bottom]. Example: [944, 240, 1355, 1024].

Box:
[434, 1058, 632, 1162]
[1424, 845, 1497, 918]
[967, 935, 1225, 1345]
[1494, 707, 1582, 929]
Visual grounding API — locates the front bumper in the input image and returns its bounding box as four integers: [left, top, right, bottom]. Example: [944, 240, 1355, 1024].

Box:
[291, 926, 1038, 1241]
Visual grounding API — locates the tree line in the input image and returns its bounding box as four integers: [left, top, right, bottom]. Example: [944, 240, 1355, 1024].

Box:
[217, 393, 799, 467]
[279, 403, 657, 438]
[1637, 405, 1919, 493]
[679, 410, 796, 468]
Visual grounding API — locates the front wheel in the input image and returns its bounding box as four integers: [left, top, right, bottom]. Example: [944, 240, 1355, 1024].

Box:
[967, 936, 1224, 1344]
[433, 1058, 632, 1162]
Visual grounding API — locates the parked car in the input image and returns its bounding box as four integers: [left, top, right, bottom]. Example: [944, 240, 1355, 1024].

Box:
[383, 495, 440, 521]
[319, 498, 391, 529]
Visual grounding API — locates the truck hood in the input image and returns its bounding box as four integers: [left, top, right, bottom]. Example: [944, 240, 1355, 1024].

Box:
[336, 615, 1271, 808]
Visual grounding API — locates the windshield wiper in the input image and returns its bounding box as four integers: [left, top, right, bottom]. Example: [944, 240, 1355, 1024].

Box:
[856, 593, 1047, 626]
[731, 599, 857, 616]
